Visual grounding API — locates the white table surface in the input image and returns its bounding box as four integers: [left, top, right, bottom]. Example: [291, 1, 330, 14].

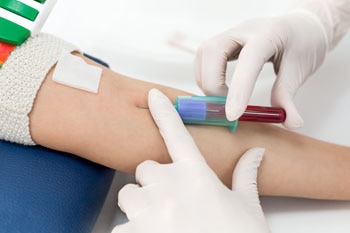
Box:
[42, 1, 350, 232]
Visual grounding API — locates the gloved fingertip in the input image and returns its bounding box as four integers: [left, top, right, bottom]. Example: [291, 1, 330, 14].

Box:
[225, 100, 245, 121]
[232, 147, 265, 191]
[284, 119, 304, 130]
[242, 147, 265, 167]
[271, 89, 304, 130]
[148, 88, 175, 115]
[283, 111, 304, 130]
[148, 88, 163, 104]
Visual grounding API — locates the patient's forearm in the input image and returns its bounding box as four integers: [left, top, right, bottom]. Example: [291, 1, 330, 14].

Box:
[29, 54, 350, 200]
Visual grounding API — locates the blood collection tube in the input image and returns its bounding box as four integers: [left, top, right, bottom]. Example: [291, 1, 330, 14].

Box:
[174, 96, 286, 132]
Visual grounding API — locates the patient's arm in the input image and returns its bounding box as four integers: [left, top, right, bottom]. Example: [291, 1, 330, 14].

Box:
[29, 53, 350, 200]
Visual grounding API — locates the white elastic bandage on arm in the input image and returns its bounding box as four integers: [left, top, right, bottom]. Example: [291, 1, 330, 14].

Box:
[0, 33, 78, 145]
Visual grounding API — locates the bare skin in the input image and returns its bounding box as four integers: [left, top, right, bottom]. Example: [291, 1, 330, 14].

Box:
[29, 53, 350, 200]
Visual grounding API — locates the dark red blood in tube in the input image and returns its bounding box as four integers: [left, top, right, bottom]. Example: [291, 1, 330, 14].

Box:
[239, 105, 286, 123]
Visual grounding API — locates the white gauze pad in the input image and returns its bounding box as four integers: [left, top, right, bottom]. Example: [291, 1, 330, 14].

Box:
[53, 50, 102, 93]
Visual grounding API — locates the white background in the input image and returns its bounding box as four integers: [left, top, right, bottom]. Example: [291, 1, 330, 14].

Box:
[42, 0, 350, 232]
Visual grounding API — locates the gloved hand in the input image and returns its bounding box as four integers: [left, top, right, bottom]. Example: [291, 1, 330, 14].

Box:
[112, 88, 270, 233]
[194, 10, 330, 129]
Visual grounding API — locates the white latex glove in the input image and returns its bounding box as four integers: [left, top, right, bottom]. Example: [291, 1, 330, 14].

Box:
[195, 0, 350, 129]
[112, 88, 270, 233]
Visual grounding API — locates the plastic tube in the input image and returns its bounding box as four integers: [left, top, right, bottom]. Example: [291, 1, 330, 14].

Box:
[174, 96, 286, 132]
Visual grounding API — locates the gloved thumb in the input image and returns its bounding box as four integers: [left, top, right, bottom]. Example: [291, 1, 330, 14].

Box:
[232, 147, 267, 227]
[232, 147, 264, 195]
